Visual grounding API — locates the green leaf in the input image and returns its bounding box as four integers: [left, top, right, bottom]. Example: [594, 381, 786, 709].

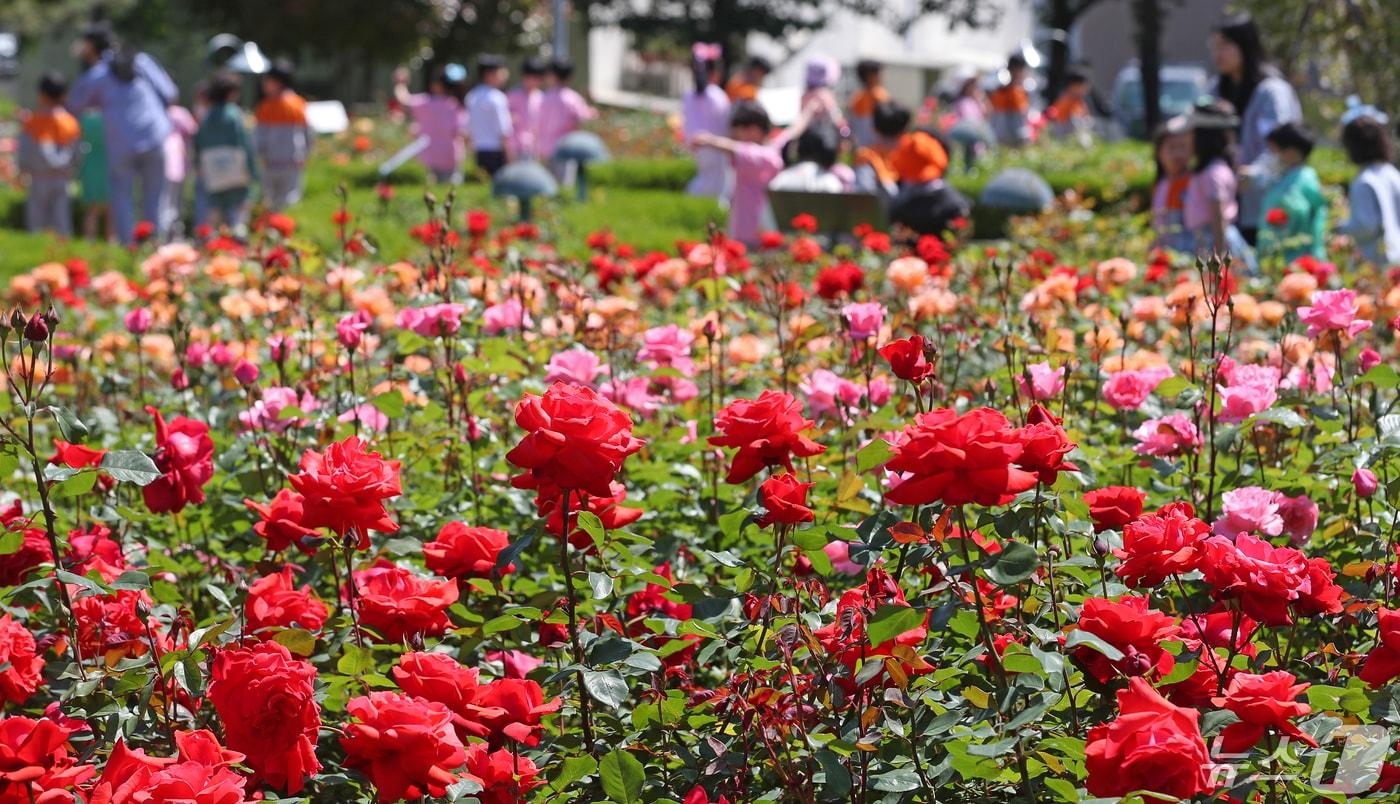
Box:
[588, 571, 614, 600]
[483, 614, 523, 635]
[48, 406, 89, 441]
[370, 391, 405, 418]
[856, 437, 893, 472]
[549, 754, 598, 793]
[1250, 407, 1307, 429]
[1153, 375, 1190, 398]
[815, 749, 852, 797]
[1063, 629, 1124, 661]
[866, 605, 925, 647]
[0, 531, 23, 556]
[599, 749, 644, 804]
[872, 769, 921, 792]
[1359, 363, 1400, 389]
[983, 540, 1038, 585]
[271, 628, 317, 655]
[583, 669, 630, 708]
[50, 470, 97, 499]
[575, 511, 605, 548]
[100, 450, 161, 485]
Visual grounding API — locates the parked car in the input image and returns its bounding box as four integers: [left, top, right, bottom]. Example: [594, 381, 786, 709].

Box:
[1111, 62, 1212, 138]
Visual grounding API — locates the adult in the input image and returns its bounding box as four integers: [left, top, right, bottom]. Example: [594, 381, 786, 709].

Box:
[682, 43, 731, 199]
[1210, 13, 1301, 246]
[67, 24, 178, 244]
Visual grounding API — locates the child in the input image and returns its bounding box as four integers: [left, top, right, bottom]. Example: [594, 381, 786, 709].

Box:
[854, 101, 911, 198]
[1184, 102, 1255, 271]
[770, 122, 850, 192]
[1048, 69, 1093, 144]
[18, 73, 81, 237]
[195, 72, 257, 231]
[78, 109, 111, 240]
[466, 56, 514, 176]
[692, 102, 793, 245]
[848, 60, 889, 148]
[888, 131, 967, 238]
[1150, 116, 1193, 253]
[162, 104, 197, 237]
[1256, 123, 1327, 263]
[254, 62, 311, 210]
[392, 64, 468, 184]
[508, 58, 547, 160]
[538, 59, 595, 165]
[725, 56, 771, 102]
[989, 54, 1031, 147]
[682, 44, 732, 199]
[1336, 109, 1400, 265]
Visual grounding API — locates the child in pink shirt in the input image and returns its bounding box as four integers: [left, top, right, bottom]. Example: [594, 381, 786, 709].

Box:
[392, 65, 468, 183]
[507, 58, 547, 159]
[538, 59, 596, 162]
[693, 101, 818, 246]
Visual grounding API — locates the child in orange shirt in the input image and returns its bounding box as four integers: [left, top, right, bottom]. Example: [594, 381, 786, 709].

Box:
[725, 56, 771, 102]
[19, 73, 81, 236]
[254, 61, 312, 210]
[849, 60, 889, 148]
[853, 101, 911, 198]
[989, 54, 1031, 146]
[1049, 69, 1093, 144]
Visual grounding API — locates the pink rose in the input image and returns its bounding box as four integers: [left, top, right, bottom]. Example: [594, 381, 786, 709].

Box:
[823, 540, 863, 575]
[545, 349, 606, 387]
[637, 324, 697, 376]
[483, 299, 532, 335]
[1018, 361, 1066, 401]
[1277, 494, 1318, 545]
[1297, 289, 1372, 339]
[841, 302, 887, 341]
[1104, 366, 1173, 410]
[1131, 413, 1201, 457]
[1214, 486, 1284, 539]
[1354, 467, 1379, 498]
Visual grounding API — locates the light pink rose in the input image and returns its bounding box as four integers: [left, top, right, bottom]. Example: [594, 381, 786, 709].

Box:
[841, 302, 887, 341]
[801, 369, 863, 419]
[1104, 366, 1174, 410]
[1214, 486, 1284, 539]
[338, 402, 389, 432]
[637, 324, 697, 376]
[1018, 361, 1066, 401]
[239, 386, 318, 432]
[823, 540, 863, 575]
[545, 349, 605, 387]
[1297, 289, 1372, 339]
[396, 302, 467, 338]
[1131, 412, 1201, 457]
[482, 298, 533, 335]
[1277, 494, 1318, 545]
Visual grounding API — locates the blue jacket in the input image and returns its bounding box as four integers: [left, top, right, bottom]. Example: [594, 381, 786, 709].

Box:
[68, 53, 178, 158]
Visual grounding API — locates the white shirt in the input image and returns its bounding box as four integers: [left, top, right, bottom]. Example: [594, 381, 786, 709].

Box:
[466, 85, 513, 151]
[768, 162, 848, 193]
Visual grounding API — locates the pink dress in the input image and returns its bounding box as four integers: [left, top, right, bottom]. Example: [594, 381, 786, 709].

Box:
[405, 94, 467, 174]
[728, 141, 784, 245]
[537, 87, 595, 159]
[164, 106, 197, 183]
[683, 85, 732, 197]
[507, 87, 544, 159]
[1183, 159, 1238, 233]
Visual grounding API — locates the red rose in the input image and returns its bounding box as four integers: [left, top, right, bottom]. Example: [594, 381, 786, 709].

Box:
[1198, 533, 1309, 625]
[534, 482, 645, 550]
[812, 568, 929, 688]
[1083, 486, 1145, 531]
[423, 522, 512, 580]
[1113, 502, 1209, 587]
[506, 383, 644, 498]
[73, 590, 171, 663]
[463, 744, 544, 804]
[1015, 403, 1079, 485]
[885, 407, 1037, 507]
[142, 407, 214, 515]
[132, 220, 155, 242]
[709, 391, 826, 484]
[288, 436, 402, 546]
[0, 615, 43, 705]
[757, 472, 814, 528]
[790, 213, 818, 233]
[209, 641, 322, 793]
[353, 561, 458, 644]
[50, 439, 106, 469]
[1361, 608, 1400, 687]
[341, 692, 467, 804]
[244, 489, 319, 553]
[393, 652, 483, 729]
[1085, 678, 1214, 800]
[0, 714, 95, 801]
[87, 730, 245, 804]
[1211, 670, 1316, 753]
[625, 563, 692, 621]
[466, 210, 491, 236]
[814, 262, 864, 300]
[878, 335, 934, 381]
[1072, 596, 1178, 683]
[67, 523, 125, 581]
[1266, 207, 1288, 227]
[0, 502, 52, 586]
[245, 567, 329, 636]
[1294, 556, 1343, 616]
[463, 678, 561, 748]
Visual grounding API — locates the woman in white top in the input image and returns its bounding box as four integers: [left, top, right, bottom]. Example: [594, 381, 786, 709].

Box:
[1338, 110, 1400, 265]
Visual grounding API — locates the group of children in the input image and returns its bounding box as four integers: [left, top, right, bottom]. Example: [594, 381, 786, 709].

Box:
[17, 56, 309, 241]
[1151, 100, 1400, 270]
[391, 56, 594, 183]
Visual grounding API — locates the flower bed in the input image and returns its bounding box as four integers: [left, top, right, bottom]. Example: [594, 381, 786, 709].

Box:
[0, 200, 1395, 803]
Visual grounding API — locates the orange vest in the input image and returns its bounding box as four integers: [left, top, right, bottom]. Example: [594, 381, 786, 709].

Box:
[255, 92, 308, 125]
[1050, 94, 1089, 121]
[23, 109, 81, 145]
[850, 86, 889, 118]
[989, 85, 1029, 113]
[725, 77, 757, 102]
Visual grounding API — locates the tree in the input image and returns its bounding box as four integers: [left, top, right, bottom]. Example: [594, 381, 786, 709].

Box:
[581, 0, 997, 68]
[1040, 0, 1110, 103]
[1131, 0, 1165, 134]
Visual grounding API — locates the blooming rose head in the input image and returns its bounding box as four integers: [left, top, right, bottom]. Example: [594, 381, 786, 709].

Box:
[1297, 288, 1371, 339]
[245, 566, 328, 636]
[341, 692, 467, 802]
[757, 472, 815, 528]
[507, 383, 644, 498]
[1102, 366, 1173, 410]
[423, 522, 513, 580]
[1083, 486, 1145, 532]
[142, 407, 215, 515]
[885, 407, 1038, 507]
[288, 437, 402, 545]
[1085, 678, 1214, 799]
[709, 391, 826, 484]
[544, 349, 605, 387]
[841, 301, 887, 340]
[353, 560, 459, 644]
[1214, 486, 1284, 539]
[1210, 670, 1316, 753]
[1131, 412, 1201, 458]
[208, 641, 322, 793]
[1017, 361, 1065, 401]
[878, 335, 934, 382]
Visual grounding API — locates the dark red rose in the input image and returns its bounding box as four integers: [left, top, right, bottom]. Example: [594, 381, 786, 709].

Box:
[209, 641, 322, 793]
[1083, 486, 1145, 532]
[507, 383, 644, 498]
[878, 335, 934, 382]
[709, 391, 826, 484]
[885, 407, 1037, 507]
[423, 523, 512, 580]
[142, 407, 214, 515]
[288, 436, 402, 546]
[353, 560, 458, 644]
[1085, 678, 1214, 800]
[341, 692, 467, 803]
[814, 262, 864, 300]
[245, 489, 320, 553]
[757, 472, 814, 528]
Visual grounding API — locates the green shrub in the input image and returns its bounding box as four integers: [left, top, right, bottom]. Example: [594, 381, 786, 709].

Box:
[591, 158, 696, 191]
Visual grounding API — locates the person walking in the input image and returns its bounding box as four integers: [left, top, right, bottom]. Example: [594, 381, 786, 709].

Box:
[67, 24, 178, 244]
